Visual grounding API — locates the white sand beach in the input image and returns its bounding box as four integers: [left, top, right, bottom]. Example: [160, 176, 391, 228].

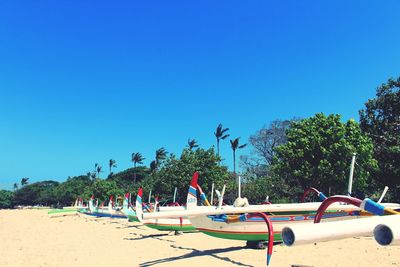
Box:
[1, 210, 400, 267]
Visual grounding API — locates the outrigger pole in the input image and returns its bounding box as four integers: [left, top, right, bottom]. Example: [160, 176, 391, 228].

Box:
[347, 153, 356, 195]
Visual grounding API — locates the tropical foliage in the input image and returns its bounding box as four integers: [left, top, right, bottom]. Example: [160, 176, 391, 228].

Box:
[359, 77, 400, 200]
[0, 190, 14, 208]
[272, 113, 377, 198]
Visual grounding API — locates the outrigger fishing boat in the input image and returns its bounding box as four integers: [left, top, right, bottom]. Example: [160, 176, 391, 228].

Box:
[83, 196, 127, 219]
[48, 198, 87, 216]
[184, 173, 361, 244]
[135, 188, 196, 232]
[122, 193, 139, 222]
[143, 172, 400, 265]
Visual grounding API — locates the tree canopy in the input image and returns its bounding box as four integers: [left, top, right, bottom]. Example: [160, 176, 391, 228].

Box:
[359, 76, 400, 200]
[272, 113, 377, 198]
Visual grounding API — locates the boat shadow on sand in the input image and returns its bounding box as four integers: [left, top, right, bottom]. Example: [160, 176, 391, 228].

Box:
[124, 233, 176, 243]
[139, 245, 253, 267]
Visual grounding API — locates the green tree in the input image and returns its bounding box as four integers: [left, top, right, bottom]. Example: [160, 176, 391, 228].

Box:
[0, 190, 14, 208]
[89, 172, 97, 183]
[359, 77, 400, 201]
[107, 166, 150, 192]
[150, 160, 157, 172]
[243, 175, 290, 204]
[150, 147, 231, 204]
[230, 137, 247, 175]
[272, 113, 377, 199]
[53, 175, 92, 206]
[214, 123, 230, 159]
[13, 180, 59, 206]
[83, 179, 123, 202]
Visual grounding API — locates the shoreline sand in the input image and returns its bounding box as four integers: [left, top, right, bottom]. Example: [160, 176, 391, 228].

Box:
[1, 210, 399, 267]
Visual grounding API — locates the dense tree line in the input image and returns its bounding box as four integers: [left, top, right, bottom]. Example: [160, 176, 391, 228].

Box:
[0, 76, 398, 208]
[243, 76, 399, 203]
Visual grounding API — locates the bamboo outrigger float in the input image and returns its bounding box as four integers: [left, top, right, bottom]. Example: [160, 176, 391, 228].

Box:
[282, 195, 400, 246]
[374, 214, 400, 246]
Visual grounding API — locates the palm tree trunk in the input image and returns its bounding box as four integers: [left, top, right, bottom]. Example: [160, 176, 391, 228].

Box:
[217, 139, 220, 165]
[233, 150, 236, 176]
[134, 162, 137, 184]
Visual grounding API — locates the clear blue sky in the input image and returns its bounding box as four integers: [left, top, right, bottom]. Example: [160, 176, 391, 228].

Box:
[1, 1, 399, 189]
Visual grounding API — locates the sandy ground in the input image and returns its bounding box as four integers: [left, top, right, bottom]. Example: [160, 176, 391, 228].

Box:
[1, 210, 400, 267]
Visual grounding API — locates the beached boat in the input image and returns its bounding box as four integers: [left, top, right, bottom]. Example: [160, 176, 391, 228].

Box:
[48, 199, 85, 216]
[145, 173, 400, 244]
[83, 196, 127, 219]
[122, 193, 139, 222]
[135, 188, 196, 232]
[190, 173, 362, 243]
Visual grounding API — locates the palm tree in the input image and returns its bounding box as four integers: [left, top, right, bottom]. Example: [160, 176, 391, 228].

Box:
[187, 139, 199, 150]
[149, 148, 167, 172]
[155, 147, 167, 163]
[96, 165, 102, 179]
[109, 159, 117, 175]
[230, 137, 247, 175]
[20, 177, 29, 187]
[131, 152, 145, 184]
[13, 183, 18, 191]
[132, 152, 145, 168]
[214, 123, 230, 158]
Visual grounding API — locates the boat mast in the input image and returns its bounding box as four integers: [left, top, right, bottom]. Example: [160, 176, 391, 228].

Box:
[173, 187, 177, 203]
[347, 153, 356, 195]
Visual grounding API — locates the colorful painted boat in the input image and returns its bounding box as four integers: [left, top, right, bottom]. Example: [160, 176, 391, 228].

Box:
[122, 193, 139, 222]
[83, 196, 127, 219]
[190, 175, 361, 242]
[135, 188, 196, 232]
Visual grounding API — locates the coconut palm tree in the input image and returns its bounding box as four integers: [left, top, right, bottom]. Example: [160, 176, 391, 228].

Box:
[230, 137, 247, 175]
[13, 183, 18, 191]
[109, 159, 117, 175]
[131, 152, 145, 183]
[187, 139, 199, 150]
[96, 165, 102, 179]
[214, 123, 230, 158]
[20, 177, 29, 187]
[155, 147, 167, 163]
[149, 148, 167, 172]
